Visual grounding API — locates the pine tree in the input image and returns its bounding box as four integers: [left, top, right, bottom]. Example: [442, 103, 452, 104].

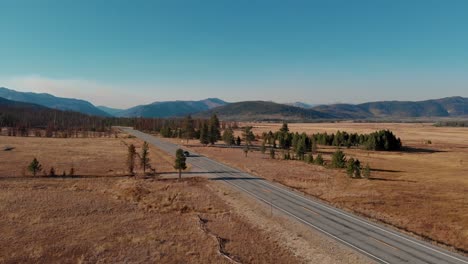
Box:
[305, 154, 314, 164]
[127, 144, 137, 175]
[242, 126, 255, 146]
[199, 123, 210, 145]
[182, 115, 195, 143]
[222, 126, 235, 145]
[140, 141, 151, 173]
[235, 136, 241, 146]
[314, 154, 324, 166]
[346, 158, 355, 177]
[208, 114, 221, 144]
[363, 163, 371, 178]
[174, 148, 187, 179]
[311, 137, 318, 154]
[354, 159, 361, 178]
[331, 149, 346, 168]
[28, 158, 42, 177]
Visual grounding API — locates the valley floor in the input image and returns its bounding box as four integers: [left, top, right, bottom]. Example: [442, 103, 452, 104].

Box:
[0, 135, 369, 263]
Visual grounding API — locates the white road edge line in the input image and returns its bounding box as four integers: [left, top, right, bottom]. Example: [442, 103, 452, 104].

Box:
[221, 177, 391, 264]
[256, 178, 468, 264]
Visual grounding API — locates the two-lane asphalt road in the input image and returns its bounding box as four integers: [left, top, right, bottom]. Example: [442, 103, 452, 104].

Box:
[121, 127, 468, 264]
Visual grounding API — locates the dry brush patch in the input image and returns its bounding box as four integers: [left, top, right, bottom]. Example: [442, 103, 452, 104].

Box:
[0, 135, 301, 263]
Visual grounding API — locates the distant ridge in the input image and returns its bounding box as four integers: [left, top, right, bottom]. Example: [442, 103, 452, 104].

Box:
[115, 98, 227, 118]
[0, 87, 110, 117]
[313, 96, 468, 119]
[197, 101, 334, 121]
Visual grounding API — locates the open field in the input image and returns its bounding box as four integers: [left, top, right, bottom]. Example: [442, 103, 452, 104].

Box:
[0, 135, 303, 263]
[175, 123, 468, 252]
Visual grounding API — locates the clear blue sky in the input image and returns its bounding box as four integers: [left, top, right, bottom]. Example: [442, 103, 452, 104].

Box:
[1, 0, 467, 108]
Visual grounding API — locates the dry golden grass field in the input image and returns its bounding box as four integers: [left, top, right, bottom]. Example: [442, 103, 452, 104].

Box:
[177, 123, 468, 253]
[0, 135, 305, 263]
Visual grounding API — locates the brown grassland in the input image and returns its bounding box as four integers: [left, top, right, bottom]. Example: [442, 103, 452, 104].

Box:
[0, 136, 300, 263]
[178, 122, 468, 253]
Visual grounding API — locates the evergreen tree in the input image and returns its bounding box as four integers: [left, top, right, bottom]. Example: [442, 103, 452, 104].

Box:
[331, 149, 346, 168]
[314, 154, 324, 166]
[363, 163, 371, 178]
[311, 137, 318, 154]
[140, 141, 151, 173]
[28, 158, 42, 177]
[208, 114, 221, 144]
[199, 123, 210, 145]
[242, 126, 255, 146]
[280, 122, 289, 134]
[346, 158, 356, 177]
[127, 144, 137, 175]
[354, 159, 361, 178]
[174, 148, 187, 179]
[295, 137, 306, 160]
[305, 154, 314, 164]
[236, 136, 241, 146]
[222, 126, 235, 146]
[182, 115, 195, 143]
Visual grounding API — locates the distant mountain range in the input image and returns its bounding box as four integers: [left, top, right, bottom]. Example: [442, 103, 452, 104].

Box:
[1, 87, 467, 121]
[113, 98, 227, 118]
[0, 87, 110, 117]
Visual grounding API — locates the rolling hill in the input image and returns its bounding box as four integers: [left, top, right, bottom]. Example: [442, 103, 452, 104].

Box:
[197, 101, 334, 121]
[0, 87, 110, 117]
[313, 97, 468, 119]
[116, 98, 227, 118]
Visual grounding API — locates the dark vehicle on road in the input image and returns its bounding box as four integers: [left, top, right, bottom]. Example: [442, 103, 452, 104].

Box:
[183, 151, 190, 157]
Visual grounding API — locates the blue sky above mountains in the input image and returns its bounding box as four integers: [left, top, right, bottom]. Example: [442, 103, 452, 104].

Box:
[1, 0, 467, 108]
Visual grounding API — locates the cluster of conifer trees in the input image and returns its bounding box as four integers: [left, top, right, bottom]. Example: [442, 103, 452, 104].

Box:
[261, 124, 401, 152]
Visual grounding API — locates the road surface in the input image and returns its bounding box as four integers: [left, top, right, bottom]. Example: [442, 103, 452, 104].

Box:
[121, 127, 468, 264]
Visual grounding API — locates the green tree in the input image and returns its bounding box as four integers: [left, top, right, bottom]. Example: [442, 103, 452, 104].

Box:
[311, 137, 318, 154]
[314, 154, 324, 166]
[363, 163, 371, 178]
[331, 149, 346, 168]
[182, 115, 195, 143]
[199, 123, 210, 145]
[346, 158, 356, 177]
[242, 126, 255, 146]
[140, 141, 151, 173]
[28, 158, 42, 177]
[236, 136, 241, 146]
[295, 138, 306, 160]
[174, 148, 187, 179]
[222, 126, 235, 146]
[127, 144, 137, 175]
[208, 114, 221, 144]
[305, 154, 314, 164]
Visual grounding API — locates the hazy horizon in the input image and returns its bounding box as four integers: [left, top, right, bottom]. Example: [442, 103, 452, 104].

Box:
[1, 1, 468, 108]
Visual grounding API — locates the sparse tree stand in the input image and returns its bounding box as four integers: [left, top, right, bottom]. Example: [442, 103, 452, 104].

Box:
[28, 158, 42, 177]
[140, 141, 151, 174]
[174, 149, 187, 180]
[127, 144, 137, 176]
